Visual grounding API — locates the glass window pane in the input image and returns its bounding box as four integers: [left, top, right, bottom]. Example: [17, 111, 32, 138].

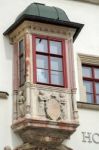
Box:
[83, 81, 93, 93]
[36, 55, 48, 69]
[20, 56, 25, 71]
[36, 38, 48, 53]
[20, 70, 25, 85]
[95, 82, 99, 94]
[86, 94, 93, 103]
[37, 69, 48, 83]
[19, 40, 24, 55]
[51, 57, 62, 71]
[50, 41, 62, 55]
[96, 95, 99, 104]
[94, 68, 99, 79]
[82, 66, 92, 77]
[51, 71, 63, 85]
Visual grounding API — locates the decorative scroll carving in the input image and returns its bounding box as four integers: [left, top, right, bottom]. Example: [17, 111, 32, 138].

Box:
[17, 91, 26, 117]
[38, 91, 67, 121]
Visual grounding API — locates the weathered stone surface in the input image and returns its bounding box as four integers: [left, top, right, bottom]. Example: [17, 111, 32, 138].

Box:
[12, 118, 78, 149]
[14, 143, 73, 150]
[47, 99, 61, 120]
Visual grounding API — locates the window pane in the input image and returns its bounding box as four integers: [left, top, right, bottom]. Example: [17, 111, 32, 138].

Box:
[96, 95, 99, 104]
[36, 55, 48, 69]
[51, 71, 63, 85]
[86, 93, 93, 103]
[83, 81, 93, 93]
[51, 57, 62, 71]
[36, 38, 48, 53]
[50, 41, 62, 55]
[82, 66, 92, 77]
[20, 70, 25, 85]
[19, 40, 24, 55]
[94, 68, 99, 79]
[20, 56, 25, 71]
[37, 69, 48, 83]
[95, 82, 99, 94]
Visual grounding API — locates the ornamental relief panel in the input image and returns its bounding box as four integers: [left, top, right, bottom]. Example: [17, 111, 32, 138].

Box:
[38, 90, 67, 121]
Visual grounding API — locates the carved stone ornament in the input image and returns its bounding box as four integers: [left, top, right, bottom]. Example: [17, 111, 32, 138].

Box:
[17, 91, 26, 117]
[46, 94, 61, 120]
[38, 91, 67, 121]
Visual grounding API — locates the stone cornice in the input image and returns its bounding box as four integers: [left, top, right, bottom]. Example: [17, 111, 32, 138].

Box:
[78, 53, 99, 65]
[9, 21, 76, 43]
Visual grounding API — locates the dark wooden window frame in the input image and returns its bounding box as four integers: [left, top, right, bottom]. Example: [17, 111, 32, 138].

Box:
[82, 64, 99, 104]
[33, 34, 67, 88]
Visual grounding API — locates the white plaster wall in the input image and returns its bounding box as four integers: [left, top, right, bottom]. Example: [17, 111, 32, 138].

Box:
[0, 0, 99, 149]
[66, 108, 99, 150]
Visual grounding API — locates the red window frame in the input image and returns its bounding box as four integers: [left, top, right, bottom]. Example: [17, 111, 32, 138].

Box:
[32, 34, 67, 87]
[82, 64, 99, 104]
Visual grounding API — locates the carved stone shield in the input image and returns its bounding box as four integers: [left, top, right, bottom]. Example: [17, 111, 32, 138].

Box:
[46, 99, 61, 120]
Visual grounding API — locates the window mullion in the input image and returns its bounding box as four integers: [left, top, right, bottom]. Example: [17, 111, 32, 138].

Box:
[93, 81, 96, 103]
[48, 39, 51, 84]
[92, 67, 97, 103]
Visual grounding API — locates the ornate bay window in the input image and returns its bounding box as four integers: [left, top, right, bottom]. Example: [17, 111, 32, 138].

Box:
[4, 3, 83, 150]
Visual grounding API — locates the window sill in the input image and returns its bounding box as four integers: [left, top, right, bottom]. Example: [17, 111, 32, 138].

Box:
[0, 91, 9, 99]
[77, 101, 99, 110]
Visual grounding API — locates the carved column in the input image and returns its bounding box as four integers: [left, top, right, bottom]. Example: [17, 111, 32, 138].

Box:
[13, 43, 19, 121]
[25, 33, 31, 117]
[67, 37, 76, 89]
[65, 91, 72, 121]
[25, 33, 31, 82]
[71, 89, 79, 121]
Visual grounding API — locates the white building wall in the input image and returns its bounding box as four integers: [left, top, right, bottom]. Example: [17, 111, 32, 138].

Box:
[0, 0, 99, 149]
[67, 108, 99, 150]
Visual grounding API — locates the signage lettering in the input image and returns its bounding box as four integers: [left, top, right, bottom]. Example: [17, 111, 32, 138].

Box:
[82, 132, 99, 144]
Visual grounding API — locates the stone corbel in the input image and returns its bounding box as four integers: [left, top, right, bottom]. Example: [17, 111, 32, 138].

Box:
[0, 91, 9, 99]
